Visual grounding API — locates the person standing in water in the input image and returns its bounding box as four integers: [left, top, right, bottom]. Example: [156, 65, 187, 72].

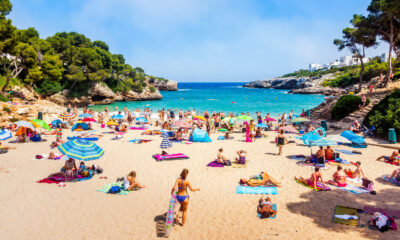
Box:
[171, 169, 200, 226]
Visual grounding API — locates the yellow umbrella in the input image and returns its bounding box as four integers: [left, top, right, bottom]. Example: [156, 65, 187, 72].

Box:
[193, 115, 206, 121]
[107, 121, 118, 126]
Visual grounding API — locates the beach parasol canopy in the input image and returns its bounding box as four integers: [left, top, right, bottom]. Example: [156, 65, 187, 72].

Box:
[135, 117, 148, 123]
[256, 123, 268, 128]
[308, 138, 338, 146]
[58, 139, 104, 161]
[221, 117, 233, 122]
[193, 115, 206, 121]
[173, 120, 192, 128]
[150, 114, 160, 120]
[79, 113, 93, 118]
[325, 135, 351, 144]
[111, 114, 124, 119]
[282, 125, 299, 134]
[15, 120, 35, 129]
[236, 115, 253, 121]
[0, 129, 12, 140]
[160, 133, 173, 149]
[106, 121, 118, 126]
[82, 118, 96, 122]
[59, 112, 75, 119]
[30, 119, 51, 131]
[291, 117, 310, 123]
[264, 117, 276, 122]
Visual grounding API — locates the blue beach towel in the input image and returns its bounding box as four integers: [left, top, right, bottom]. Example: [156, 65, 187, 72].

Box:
[236, 186, 278, 195]
[67, 136, 98, 141]
[217, 136, 225, 140]
[336, 149, 357, 155]
[257, 204, 277, 219]
[331, 184, 369, 195]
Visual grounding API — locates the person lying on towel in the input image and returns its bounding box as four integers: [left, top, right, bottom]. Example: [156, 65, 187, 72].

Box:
[240, 172, 281, 187]
[388, 168, 400, 182]
[257, 196, 277, 219]
[376, 150, 399, 164]
[296, 167, 326, 191]
[327, 166, 347, 187]
[344, 161, 365, 180]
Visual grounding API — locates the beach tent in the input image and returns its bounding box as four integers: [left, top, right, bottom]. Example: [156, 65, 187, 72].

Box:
[190, 128, 212, 142]
[71, 122, 89, 131]
[340, 130, 367, 148]
[51, 119, 63, 128]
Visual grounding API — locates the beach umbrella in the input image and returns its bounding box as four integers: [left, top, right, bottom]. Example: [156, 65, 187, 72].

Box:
[264, 117, 276, 122]
[51, 119, 63, 127]
[15, 120, 35, 130]
[221, 117, 233, 122]
[30, 119, 51, 131]
[150, 114, 160, 120]
[160, 133, 173, 149]
[236, 115, 253, 121]
[111, 114, 124, 119]
[58, 139, 104, 161]
[291, 117, 310, 123]
[173, 120, 192, 128]
[106, 121, 118, 126]
[308, 138, 338, 146]
[82, 118, 96, 122]
[218, 128, 228, 132]
[135, 117, 148, 123]
[325, 135, 351, 144]
[79, 113, 93, 118]
[256, 123, 268, 128]
[59, 112, 75, 120]
[193, 115, 206, 121]
[282, 125, 299, 134]
[0, 129, 12, 140]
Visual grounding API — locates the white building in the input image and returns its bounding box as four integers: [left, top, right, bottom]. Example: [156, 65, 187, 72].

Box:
[381, 53, 388, 62]
[308, 63, 323, 72]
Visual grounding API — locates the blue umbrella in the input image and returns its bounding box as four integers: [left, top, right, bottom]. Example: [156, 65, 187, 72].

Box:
[308, 138, 338, 146]
[0, 129, 12, 140]
[79, 113, 93, 118]
[58, 139, 104, 161]
[135, 117, 148, 123]
[111, 114, 124, 119]
[256, 123, 268, 128]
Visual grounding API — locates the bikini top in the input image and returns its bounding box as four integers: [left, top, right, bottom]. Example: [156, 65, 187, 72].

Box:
[260, 201, 272, 207]
[178, 179, 185, 190]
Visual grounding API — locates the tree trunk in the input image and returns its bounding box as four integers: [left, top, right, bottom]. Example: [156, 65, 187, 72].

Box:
[1, 59, 15, 92]
[384, 18, 394, 88]
[359, 57, 364, 93]
[69, 80, 78, 90]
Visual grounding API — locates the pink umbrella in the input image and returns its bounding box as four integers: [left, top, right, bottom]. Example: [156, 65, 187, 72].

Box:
[173, 120, 192, 128]
[264, 118, 276, 122]
[282, 125, 299, 134]
[82, 118, 96, 122]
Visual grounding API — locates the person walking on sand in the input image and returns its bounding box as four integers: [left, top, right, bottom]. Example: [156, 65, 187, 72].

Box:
[276, 130, 288, 155]
[171, 169, 200, 227]
[368, 83, 374, 97]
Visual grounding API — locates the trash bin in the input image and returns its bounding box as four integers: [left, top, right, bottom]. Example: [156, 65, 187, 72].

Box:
[321, 120, 328, 131]
[306, 110, 310, 117]
[37, 112, 42, 120]
[388, 128, 397, 144]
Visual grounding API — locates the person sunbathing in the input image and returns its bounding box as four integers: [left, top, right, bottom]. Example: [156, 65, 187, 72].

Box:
[217, 148, 230, 165]
[173, 128, 184, 141]
[240, 172, 281, 187]
[257, 196, 277, 218]
[296, 167, 326, 191]
[328, 166, 347, 187]
[48, 152, 62, 160]
[123, 171, 145, 191]
[235, 150, 247, 164]
[344, 161, 365, 180]
[389, 168, 400, 182]
[376, 150, 399, 163]
[50, 138, 64, 148]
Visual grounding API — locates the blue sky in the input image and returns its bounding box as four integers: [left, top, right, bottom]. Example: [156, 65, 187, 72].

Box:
[9, 0, 387, 82]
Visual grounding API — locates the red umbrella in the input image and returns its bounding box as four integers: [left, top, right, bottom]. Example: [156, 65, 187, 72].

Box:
[82, 118, 96, 122]
[264, 117, 276, 122]
[282, 125, 299, 134]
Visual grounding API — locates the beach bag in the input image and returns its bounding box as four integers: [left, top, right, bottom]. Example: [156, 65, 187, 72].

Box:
[362, 178, 374, 192]
[108, 186, 121, 194]
[333, 152, 340, 159]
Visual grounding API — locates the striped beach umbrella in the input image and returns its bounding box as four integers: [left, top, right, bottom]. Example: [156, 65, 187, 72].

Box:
[58, 139, 104, 161]
[0, 129, 12, 140]
[111, 114, 124, 119]
[59, 112, 75, 120]
[15, 120, 35, 129]
[160, 134, 172, 149]
[79, 113, 93, 118]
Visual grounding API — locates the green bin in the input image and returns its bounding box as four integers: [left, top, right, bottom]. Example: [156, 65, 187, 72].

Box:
[37, 112, 43, 120]
[306, 110, 310, 117]
[388, 128, 397, 144]
[321, 120, 327, 131]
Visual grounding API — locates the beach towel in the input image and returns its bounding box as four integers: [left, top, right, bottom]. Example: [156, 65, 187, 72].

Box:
[97, 182, 131, 195]
[35, 153, 63, 160]
[335, 149, 360, 155]
[296, 161, 315, 167]
[236, 185, 278, 195]
[363, 206, 400, 219]
[37, 174, 93, 184]
[130, 127, 146, 130]
[207, 160, 225, 167]
[289, 155, 306, 160]
[328, 161, 352, 166]
[257, 204, 277, 219]
[217, 136, 225, 140]
[232, 162, 248, 168]
[128, 139, 152, 144]
[382, 175, 400, 186]
[295, 179, 330, 191]
[329, 183, 369, 195]
[153, 153, 189, 161]
[384, 160, 400, 166]
[332, 206, 361, 227]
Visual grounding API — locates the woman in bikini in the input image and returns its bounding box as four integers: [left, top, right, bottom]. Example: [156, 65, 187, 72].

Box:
[296, 167, 326, 191]
[235, 150, 247, 164]
[328, 166, 347, 187]
[276, 130, 288, 155]
[171, 169, 200, 226]
[123, 171, 145, 191]
[257, 196, 277, 218]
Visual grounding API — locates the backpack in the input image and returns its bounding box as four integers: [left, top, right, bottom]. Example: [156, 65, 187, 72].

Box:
[108, 186, 121, 194]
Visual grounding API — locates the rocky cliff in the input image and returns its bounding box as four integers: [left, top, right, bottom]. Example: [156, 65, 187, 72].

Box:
[147, 77, 178, 91]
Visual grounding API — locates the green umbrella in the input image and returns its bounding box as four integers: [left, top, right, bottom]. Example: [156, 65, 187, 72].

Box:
[235, 115, 253, 121]
[31, 119, 51, 131]
[291, 117, 310, 123]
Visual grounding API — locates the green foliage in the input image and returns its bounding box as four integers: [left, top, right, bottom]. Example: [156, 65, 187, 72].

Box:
[149, 86, 156, 93]
[0, 0, 12, 17]
[35, 79, 63, 96]
[2, 106, 11, 113]
[0, 75, 21, 88]
[0, 93, 8, 102]
[364, 89, 400, 138]
[93, 40, 109, 51]
[331, 95, 370, 120]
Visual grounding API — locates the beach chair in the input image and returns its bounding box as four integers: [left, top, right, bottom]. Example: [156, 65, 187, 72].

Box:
[362, 125, 375, 138]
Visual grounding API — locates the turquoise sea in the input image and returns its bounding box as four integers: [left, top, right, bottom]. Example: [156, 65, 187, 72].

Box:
[89, 82, 325, 117]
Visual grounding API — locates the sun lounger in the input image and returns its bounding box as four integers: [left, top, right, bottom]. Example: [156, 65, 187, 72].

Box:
[153, 153, 189, 161]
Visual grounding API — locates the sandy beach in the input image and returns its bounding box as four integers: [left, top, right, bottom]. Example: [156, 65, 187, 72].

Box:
[0, 123, 399, 240]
